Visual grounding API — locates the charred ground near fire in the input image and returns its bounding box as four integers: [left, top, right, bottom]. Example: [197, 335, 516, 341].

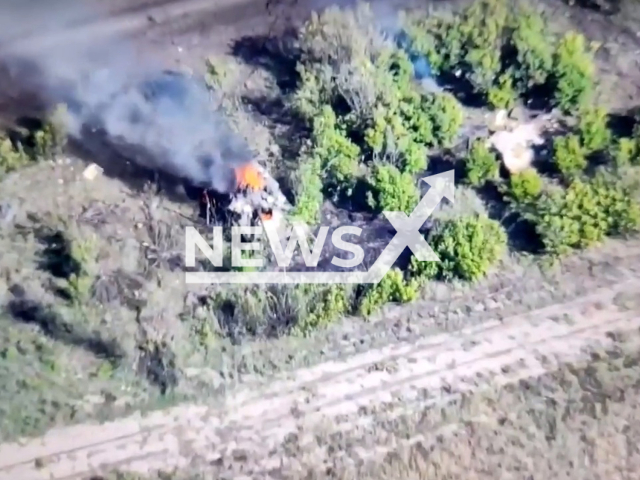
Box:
[1, 0, 640, 456]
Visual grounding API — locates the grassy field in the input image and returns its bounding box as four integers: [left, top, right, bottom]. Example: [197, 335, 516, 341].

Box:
[92, 328, 640, 479]
[2, 0, 640, 445]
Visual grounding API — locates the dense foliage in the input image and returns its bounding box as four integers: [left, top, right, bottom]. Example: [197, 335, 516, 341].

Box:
[279, 0, 638, 322]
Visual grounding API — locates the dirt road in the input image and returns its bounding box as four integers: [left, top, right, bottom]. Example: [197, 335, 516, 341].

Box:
[1, 279, 639, 479]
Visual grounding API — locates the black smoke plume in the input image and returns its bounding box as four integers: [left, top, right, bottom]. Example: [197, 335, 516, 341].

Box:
[0, 0, 253, 193]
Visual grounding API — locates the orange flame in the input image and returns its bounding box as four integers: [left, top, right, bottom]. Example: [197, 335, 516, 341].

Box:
[235, 163, 265, 191]
[260, 212, 273, 221]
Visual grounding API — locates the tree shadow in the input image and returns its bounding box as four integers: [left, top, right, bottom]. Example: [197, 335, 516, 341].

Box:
[608, 106, 640, 138]
[135, 337, 178, 395]
[34, 226, 81, 280]
[229, 29, 301, 94]
[437, 72, 487, 109]
[428, 149, 466, 179]
[569, 0, 621, 15]
[475, 181, 544, 255]
[6, 285, 125, 363]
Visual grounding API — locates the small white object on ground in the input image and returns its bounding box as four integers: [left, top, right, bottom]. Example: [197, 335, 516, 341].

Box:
[82, 163, 103, 181]
[491, 109, 508, 130]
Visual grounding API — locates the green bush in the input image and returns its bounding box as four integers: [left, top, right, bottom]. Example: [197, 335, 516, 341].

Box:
[293, 5, 474, 222]
[365, 50, 462, 173]
[577, 106, 611, 154]
[510, 6, 554, 90]
[613, 137, 640, 167]
[409, 215, 507, 281]
[527, 174, 640, 256]
[0, 136, 30, 176]
[487, 72, 517, 110]
[291, 154, 324, 224]
[293, 285, 351, 336]
[458, 0, 510, 95]
[553, 134, 587, 180]
[293, 63, 333, 121]
[403, 0, 512, 98]
[293, 4, 388, 124]
[0, 106, 68, 177]
[401, 14, 449, 73]
[31, 104, 68, 160]
[364, 103, 429, 175]
[366, 163, 419, 214]
[311, 105, 361, 200]
[552, 31, 596, 112]
[358, 269, 419, 316]
[402, 1, 601, 113]
[464, 139, 500, 186]
[426, 92, 464, 147]
[504, 168, 543, 204]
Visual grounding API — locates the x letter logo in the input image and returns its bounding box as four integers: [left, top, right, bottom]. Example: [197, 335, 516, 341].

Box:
[360, 171, 455, 283]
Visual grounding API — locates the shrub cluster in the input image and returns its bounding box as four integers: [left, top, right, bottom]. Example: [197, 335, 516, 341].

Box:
[274, 1, 636, 328]
[290, 4, 464, 223]
[463, 139, 500, 187]
[502, 167, 543, 205]
[0, 105, 68, 178]
[358, 268, 419, 317]
[524, 173, 640, 256]
[409, 215, 507, 282]
[404, 0, 596, 113]
[553, 133, 587, 180]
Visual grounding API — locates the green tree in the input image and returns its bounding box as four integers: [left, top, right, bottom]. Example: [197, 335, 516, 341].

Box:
[552, 32, 595, 112]
[504, 168, 543, 204]
[553, 134, 587, 180]
[510, 6, 554, 90]
[464, 139, 500, 186]
[577, 106, 611, 154]
[366, 163, 420, 214]
[410, 215, 507, 281]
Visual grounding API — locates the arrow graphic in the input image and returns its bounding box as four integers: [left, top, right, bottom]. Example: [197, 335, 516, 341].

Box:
[185, 170, 455, 284]
[362, 169, 455, 284]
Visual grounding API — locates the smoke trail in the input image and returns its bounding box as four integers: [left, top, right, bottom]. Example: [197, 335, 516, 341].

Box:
[366, 3, 440, 92]
[0, 0, 253, 193]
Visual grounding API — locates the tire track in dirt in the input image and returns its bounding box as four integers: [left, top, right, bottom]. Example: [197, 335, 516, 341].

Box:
[1, 279, 639, 479]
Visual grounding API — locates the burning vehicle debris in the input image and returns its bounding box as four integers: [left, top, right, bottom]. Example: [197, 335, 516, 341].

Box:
[201, 160, 291, 230]
[55, 68, 292, 230]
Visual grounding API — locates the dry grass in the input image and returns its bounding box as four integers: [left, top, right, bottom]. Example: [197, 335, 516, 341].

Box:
[93, 331, 640, 479]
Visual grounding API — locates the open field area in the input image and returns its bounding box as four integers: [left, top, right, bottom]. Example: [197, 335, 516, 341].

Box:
[2, 0, 640, 477]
